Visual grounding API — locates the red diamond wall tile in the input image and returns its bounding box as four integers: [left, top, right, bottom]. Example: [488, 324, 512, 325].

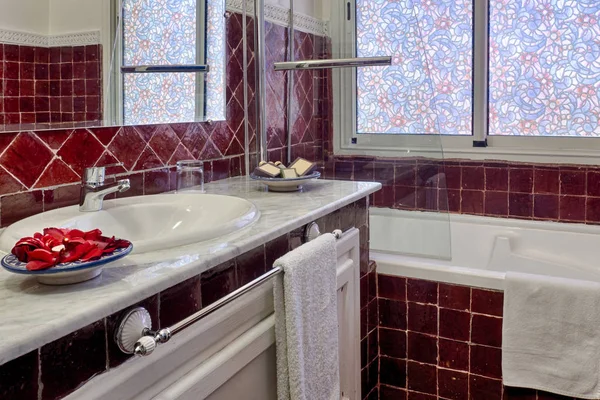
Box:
[149, 125, 179, 164]
[0, 166, 26, 194]
[34, 159, 80, 188]
[179, 125, 209, 159]
[168, 144, 195, 165]
[56, 129, 104, 175]
[199, 139, 222, 160]
[90, 127, 120, 146]
[133, 147, 163, 171]
[94, 152, 127, 175]
[0, 132, 53, 188]
[108, 127, 146, 171]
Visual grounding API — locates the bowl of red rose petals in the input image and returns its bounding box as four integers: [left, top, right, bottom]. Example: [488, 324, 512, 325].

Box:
[1, 228, 133, 285]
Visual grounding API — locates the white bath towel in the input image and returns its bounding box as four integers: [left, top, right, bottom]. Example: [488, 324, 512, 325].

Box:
[503, 272, 600, 399]
[273, 233, 340, 400]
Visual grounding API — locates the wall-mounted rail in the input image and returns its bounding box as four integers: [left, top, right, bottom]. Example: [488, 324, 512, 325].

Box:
[121, 65, 210, 74]
[274, 56, 392, 71]
[115, 229, 345, 357]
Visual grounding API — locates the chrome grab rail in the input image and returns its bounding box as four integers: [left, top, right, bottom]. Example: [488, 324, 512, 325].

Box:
[115, 229, 344, 356]
[273, 56, 392, 71]
[121, 64, 210, 74]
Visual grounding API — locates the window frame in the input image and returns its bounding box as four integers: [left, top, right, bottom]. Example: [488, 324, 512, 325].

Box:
[332, 0, 600, 165]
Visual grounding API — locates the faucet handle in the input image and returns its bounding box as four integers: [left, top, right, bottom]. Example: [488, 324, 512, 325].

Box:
[83, 163, 124, 184]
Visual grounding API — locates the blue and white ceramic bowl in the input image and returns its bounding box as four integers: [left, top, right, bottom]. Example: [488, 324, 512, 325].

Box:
[1, 243, 133, 285]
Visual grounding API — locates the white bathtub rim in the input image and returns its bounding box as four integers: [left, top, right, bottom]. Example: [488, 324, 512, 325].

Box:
[372, 250, 506, 291]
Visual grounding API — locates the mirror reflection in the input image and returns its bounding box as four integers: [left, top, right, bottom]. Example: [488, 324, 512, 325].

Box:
[0, 0, 226, 133]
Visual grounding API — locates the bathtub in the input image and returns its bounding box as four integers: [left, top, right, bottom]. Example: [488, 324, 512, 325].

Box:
[370, 208, 600, 291]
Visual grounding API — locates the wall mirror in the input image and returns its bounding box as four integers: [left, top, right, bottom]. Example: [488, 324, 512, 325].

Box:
[0, 0, 226, 133]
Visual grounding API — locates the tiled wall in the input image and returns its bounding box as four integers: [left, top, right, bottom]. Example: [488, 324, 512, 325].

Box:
[0, 199, 369, 400]
[324, 157, 600, 225]
[0, 13, 329, 228]
[0, 44, 102, 130]
[374, 273, 586, 400]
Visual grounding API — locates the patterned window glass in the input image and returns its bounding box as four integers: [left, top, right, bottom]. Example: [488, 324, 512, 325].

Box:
[122, 0, 225, 125]
[356, 0, 473, 135]
[489, 1, 600, 136]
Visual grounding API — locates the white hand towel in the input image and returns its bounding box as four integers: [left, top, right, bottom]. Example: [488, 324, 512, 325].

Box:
[503, 272, 600, 399]
[273, 233, 340, 400]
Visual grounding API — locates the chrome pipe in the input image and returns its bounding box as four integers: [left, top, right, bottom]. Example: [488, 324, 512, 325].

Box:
[286, 0, 295, 164]
[255, 0, 269, 162]
[274, 56, 392, 71]
[121, 64, 210, 73]
[242, 0, 250, 175]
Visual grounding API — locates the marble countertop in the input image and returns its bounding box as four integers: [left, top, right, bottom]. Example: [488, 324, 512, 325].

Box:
[0, 177, 380, 364]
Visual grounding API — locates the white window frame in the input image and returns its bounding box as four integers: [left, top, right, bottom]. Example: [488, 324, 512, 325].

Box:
[332, 0, 600, 165]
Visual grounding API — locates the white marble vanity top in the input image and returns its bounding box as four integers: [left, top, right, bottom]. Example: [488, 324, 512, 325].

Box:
[0, 177, 380, 364]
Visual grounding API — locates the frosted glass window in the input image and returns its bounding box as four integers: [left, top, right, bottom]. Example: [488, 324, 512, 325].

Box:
[489, 1, 600, 137]
[356, 0, 473, 135]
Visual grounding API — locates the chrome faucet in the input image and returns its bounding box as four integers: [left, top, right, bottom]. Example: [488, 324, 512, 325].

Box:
[80, 165, 131, 212]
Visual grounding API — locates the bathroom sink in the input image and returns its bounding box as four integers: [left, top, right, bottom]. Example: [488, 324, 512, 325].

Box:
[0, 194, 260, 254]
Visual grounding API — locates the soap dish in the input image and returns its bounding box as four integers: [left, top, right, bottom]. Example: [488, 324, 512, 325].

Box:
[250, 171, 321, 192]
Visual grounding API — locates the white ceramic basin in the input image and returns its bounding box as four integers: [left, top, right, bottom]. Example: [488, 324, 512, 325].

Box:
[0, 194, 259, 254]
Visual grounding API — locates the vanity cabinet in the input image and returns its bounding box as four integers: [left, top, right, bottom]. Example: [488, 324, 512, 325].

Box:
[67, 229, 360, 400]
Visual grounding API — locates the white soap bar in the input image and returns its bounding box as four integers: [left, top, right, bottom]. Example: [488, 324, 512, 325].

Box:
[289, 158, 316, 176]
[254, 163, 281, 178]
[281, 168, 298, 179]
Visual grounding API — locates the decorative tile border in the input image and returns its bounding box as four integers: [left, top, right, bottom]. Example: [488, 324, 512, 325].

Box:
[0, 29, 101, 47]
[226, 0, 329, 36]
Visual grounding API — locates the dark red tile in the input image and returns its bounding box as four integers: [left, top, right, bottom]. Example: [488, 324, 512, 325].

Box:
[265, 234, 289, 268]
[443, 165, 461, 189]
[106, 295, 159, 368]
[408, 392, 436, 400]
[1, 190, 44, 227]
[0, 350, 38, 400]
[108, 127, 146, 170]
[361, 337, 368, 369]
[133, 147, 163, 171]
[534, 168, 559, 194]
[533, 194, 559, 219]
[587, 170, 600, 197]
[395, 185, 417, 209]
[472, 289, 503, 316]
[368, 270, 377, 302]
[236, 245, 266, 286]
[558, 195, 585, 222]
[368, 328, 378, 363]
[439, 308, 470, 341]
[407, 361, 436, 395]
[509, 193, 533, 218]
[439, 338, 469, 371]
[485, 191, 508, 216]
[536, 391, 575, 400]
[56, 129, 105, 175]
[379, 274, 406, 301]
[43, 184, 80, 211]
[560, 169, 586, 195]
[144, 169, 170, 195]
[380, 385, 407, 400]
[439, 284, 470, 311]
[368, 298, 378, 332]
[335, 161, 353, 180]
[502, 386, 537, 400]
[395, 164, 416, 186]
[379, 299, 407, 330]
[407, 303, 437, 335]
[407, 332, 437, 364]
[485, 167, 508, 191]
[0, 132, 53, 187]
[159, 276, 201, 328]
[0, 165, 25, 194]
[462, 166, 484, 190]
[461, 190, 484, 214]
[380, 327, 406, 359]
[40, 320, 106, 400]
[509, 168, 534, 193]
[34, 158, 80, 188]
[212, 158, 230, 181]
[374, 162, 395, 184]
[407, 279, 437, 304]
[380, 356, 407, 388]
[438, 368, 468, 400]
[586, 197, 600, 223]
[470, 344, 502, 379]
[200, 261, 238, 306]
[374, 185, 394, 207]
[354, 160, 374, 181]
[361, 307, 368, 339]
[471, 314, 502, 347]
[469, 375, 502, 400]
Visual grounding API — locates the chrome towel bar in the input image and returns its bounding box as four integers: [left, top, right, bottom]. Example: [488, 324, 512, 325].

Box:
[121, 64, 210, 74]
[273, 56, 392, 71]
[115, 228, 344, 356]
